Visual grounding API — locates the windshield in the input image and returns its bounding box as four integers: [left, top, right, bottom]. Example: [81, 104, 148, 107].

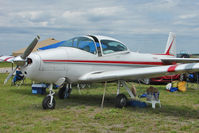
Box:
[100, 40, 127, 54]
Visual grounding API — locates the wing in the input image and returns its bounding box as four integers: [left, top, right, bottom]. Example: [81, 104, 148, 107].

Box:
[161, 58, 199, 63]
[79, 63, 199, 82]
[0, 56, 15, 62]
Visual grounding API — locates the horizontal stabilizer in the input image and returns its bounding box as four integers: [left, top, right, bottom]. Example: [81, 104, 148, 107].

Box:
[161, 58, 199, 63]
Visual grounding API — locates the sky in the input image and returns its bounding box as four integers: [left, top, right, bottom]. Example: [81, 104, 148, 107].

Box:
[0, 0, 199, 55]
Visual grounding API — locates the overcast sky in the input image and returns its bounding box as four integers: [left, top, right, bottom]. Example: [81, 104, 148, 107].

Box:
[0, 0, 199, 55]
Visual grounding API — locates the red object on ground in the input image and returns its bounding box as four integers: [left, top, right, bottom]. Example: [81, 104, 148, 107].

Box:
[150, 74, 181, 84]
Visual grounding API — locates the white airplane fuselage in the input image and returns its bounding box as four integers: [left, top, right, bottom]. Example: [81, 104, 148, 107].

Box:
[22, 46, 173, 84]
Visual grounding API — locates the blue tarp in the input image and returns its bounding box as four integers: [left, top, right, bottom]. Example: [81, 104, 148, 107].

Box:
[38, 41, 66, 50]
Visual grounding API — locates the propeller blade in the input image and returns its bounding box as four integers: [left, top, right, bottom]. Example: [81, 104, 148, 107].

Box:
[4, 66, 18, 85]
[21, 35, 40, 59]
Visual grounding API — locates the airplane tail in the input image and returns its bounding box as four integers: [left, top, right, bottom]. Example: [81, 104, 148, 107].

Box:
[164, 32, 176, 56]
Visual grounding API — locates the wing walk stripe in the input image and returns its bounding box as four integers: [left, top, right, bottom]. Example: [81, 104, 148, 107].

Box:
[167, 65, 177, 72]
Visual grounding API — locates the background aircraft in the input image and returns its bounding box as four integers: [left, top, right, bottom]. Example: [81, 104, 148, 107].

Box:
[4, 32, 199, 109]
[0, 55, 14, 62]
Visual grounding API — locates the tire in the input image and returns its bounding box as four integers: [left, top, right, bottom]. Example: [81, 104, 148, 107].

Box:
[58, 85, 66, 99]
[115, 94, 128, 108]
[58, 85, 71, 99]
[42, 96, 55, 109]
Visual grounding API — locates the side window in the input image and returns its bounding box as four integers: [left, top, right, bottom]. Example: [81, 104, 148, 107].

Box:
[59, 37, 97, 54]
[101, 40, 127, 54]
[75, 37, 96, 54]
[73, 38, 78, 48]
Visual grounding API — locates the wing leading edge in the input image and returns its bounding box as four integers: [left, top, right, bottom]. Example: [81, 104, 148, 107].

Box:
[79, 63, 199, 82]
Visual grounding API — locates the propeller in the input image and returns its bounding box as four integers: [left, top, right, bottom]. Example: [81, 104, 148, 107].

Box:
[21, 35, 40, 59]
[4, 35, 40, 85]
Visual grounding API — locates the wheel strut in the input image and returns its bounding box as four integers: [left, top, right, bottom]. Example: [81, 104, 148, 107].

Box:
[42, 83, 56, 109]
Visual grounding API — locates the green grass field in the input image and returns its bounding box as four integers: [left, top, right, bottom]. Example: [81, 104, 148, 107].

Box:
[0, 71, 199, 132]
[0, 62, 14, 68]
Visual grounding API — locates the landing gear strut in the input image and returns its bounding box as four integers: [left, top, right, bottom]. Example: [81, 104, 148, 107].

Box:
[42, 84, 56, 109]
[115, 80, 135, 108]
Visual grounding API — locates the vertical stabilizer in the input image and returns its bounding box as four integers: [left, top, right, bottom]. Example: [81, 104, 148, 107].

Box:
[164, 32, 176, 56]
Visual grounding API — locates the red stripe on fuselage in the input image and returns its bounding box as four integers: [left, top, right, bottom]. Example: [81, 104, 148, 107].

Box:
[167, 65, 177, 72]
[43, 60, 164, 65]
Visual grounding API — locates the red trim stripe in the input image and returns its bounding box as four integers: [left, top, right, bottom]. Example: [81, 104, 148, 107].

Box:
[165, 39, 174, 55]
[153, 39, 175, 56]
[167, 65, 177, 72]
[4, 57, 13, 61]
[43, 60, 164, 65]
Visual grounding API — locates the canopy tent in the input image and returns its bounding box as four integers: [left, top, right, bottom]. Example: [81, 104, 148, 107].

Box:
[38, 41, 66, 50]
[12, 38, 60, 56]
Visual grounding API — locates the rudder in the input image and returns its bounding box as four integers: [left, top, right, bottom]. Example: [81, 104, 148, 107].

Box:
[164, 32, 176, 56]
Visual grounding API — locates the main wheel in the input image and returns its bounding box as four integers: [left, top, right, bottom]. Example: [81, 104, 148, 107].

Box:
[42, 96, 56, 109]
[58, 86, 66, 99]
[115, 94, 128, 108]
[58, 85, 71, 99]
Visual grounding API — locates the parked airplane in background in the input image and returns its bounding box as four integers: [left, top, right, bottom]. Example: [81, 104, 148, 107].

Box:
[0, 55, 14, 62]
[3, 32, 199, 109]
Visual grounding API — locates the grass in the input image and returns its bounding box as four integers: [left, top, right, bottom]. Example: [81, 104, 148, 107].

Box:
[0, 72, 199, 132]
[0, 62, 15, 68]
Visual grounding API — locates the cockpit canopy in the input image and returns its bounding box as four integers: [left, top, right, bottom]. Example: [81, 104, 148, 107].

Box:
[59, 35, 128, 55]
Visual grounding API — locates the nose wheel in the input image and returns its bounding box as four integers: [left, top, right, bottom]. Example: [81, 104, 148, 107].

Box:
[42, 84, 56, 109]
[42, 95, 55, 109]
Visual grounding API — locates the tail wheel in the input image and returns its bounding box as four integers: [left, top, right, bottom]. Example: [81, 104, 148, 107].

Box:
[42, 96, 55, 109]
[115, 94, 128, 108]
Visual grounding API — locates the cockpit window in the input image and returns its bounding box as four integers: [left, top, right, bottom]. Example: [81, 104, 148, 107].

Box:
[101, 40, 127, 54]
[60, 39, 73, 47]
[59, 37, 97, 54]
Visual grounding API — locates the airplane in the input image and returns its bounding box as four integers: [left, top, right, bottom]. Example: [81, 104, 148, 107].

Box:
[3, 32, 199, 109]
[0, 55, 14, 62]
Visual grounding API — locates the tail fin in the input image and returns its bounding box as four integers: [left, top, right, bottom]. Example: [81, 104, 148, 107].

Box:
[164, 32, 176, 56]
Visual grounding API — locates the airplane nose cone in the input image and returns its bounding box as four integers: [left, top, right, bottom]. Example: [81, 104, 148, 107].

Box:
[21, 53, 41, 79]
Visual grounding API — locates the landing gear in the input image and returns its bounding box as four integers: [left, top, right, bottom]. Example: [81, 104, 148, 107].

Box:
[58, 84, 72, 99]
[115, 80, 136, 108]
[42, 96, 55, 109]
[115, 94, 127, 108]
[42, 84, 56, 109]
[142, 78, 150, 85]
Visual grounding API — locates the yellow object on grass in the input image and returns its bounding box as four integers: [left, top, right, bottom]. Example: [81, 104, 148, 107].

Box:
[172, 81, 179, 88]
[178, 81, 187, 92]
